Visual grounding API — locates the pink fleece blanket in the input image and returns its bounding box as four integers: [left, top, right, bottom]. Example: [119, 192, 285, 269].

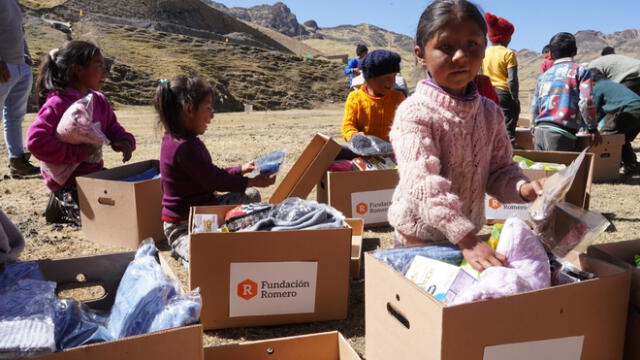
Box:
[452, 218, 550, 305]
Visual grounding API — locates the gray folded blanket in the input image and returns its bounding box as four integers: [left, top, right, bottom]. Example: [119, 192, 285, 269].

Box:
[241, 197, 346, 232]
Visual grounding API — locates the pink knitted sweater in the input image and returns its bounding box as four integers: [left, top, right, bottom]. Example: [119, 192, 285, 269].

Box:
[388, 81, 529, 245]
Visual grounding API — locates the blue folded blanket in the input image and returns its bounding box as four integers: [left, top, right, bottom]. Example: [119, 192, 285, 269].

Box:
[120, 167, 160, 182]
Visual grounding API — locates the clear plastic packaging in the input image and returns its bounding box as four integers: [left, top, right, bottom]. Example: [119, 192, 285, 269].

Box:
[372, 244, 463, 275]
[252, 149, 286, 175]
[347, 133, 393, 156]
[53, 299, 112, 350]
[536, 202, 610, 257]
[40, 93, 110, 185]
[0, 279, 57, 358]
[528, 150, 587, 222]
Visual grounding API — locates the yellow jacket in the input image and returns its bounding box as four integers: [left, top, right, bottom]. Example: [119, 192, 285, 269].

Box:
[341, 87, 406, 142]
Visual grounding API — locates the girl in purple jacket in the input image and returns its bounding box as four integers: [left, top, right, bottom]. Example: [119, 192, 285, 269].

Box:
[27, 41, 136, 226]
[154, 75, 275, 264]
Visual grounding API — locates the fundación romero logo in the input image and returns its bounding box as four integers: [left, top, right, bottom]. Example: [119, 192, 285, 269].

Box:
[488, 197, 502, 210]
[355, 202, 369, 215]
[236, 277, 311, 300]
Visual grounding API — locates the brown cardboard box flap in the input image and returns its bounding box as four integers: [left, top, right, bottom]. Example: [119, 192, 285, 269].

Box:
[269, 133, 341, 204]
[588, 239, 640, 307]
[345, 218, 364, 279]
[204, 331, 361, 359]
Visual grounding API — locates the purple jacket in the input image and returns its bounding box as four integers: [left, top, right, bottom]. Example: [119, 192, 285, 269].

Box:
[27, 88, 136, 192]
[160, 133, 248, 220]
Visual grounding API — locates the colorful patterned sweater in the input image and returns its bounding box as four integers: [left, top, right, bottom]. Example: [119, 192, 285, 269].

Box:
[531, 58, 597, 131]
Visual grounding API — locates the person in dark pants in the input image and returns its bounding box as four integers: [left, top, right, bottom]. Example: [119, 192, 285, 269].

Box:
[481, 12, 520, 146]
[590, 68, 640, 175]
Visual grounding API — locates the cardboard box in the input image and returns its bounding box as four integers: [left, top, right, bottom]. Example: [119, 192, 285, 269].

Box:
[577, 133, 625, 182]
[517, 117, 531, 128]
[77, 160, 163, 249]
[485, 150, 594, 222]
[188, 205, 357, 330]
[515, 127, 534, 150]
[365, 252, 630, 360]
[349, 218, 364, 280]
[203, 331, 361, 360]
[588, 240, 640, 360]
[33, 252, 203, 360]
[317, 169, 398, 227]
[587, 240, 640, 308]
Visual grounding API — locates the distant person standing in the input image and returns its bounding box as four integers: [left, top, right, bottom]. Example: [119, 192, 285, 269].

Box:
[540, 45, 554, 73]
[601, 46, 615, 56]
[0, 0, 40, 177]
[481, 12, 519, 146]
[344, 44, 368, 90]
[589, 54, 640, 96]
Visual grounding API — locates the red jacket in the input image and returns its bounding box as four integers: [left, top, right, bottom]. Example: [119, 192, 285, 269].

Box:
[474, 75, 500, 105]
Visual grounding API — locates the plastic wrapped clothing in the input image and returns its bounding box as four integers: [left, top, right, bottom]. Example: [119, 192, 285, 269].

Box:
[549, 254, 595, 285]
[40, 93, 110, 185]
[0, 209, 24, 264]
[373, 244, 463, 275]
[0, 261, 45, 292]
[107, 239, 201, 338]
[224, 203, 274, 232]
[53, 299, 113, 350]
[0, 279, 57, 358]
[240, 197, 345, 232]
[120, 167, 161, 182]
[252, 149, 286, 175]
[346, 133, 394, 156]
[452, 218, 550, 305]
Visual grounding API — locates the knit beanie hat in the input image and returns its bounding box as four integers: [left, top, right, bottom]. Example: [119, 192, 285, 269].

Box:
[485, 12, 514, 44]
[360, 50, 401, 79]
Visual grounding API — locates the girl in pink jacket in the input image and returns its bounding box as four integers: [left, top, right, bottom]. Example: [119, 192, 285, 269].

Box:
[27, 41, 136, 226]
[388, 0, 543, 271]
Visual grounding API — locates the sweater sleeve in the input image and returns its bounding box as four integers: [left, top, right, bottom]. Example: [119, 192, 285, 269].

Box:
[578, 69, 598, 129]
[341, 92, 360, 141]
[26, 103, 87, 164]
[178, 141, 248, 194]
[344, 58, 358, 75]
[486, 104, 529, 203]
[392, 109, 475, 244]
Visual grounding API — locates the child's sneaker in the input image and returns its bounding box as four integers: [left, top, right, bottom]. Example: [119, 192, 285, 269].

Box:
[623, 162, 639, 176]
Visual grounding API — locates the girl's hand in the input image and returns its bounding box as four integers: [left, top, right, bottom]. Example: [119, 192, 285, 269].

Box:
[247, 173, 276, 188]
[458, 232, 506, 271]
[112, 140, 133, 163]
[519, 179, 545, 202]
[241, 161, 256, 174]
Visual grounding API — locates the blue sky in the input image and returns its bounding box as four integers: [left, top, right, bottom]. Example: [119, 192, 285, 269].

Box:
[216, 0, 639, 51]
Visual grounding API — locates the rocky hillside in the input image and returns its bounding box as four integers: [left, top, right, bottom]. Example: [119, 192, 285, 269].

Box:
[19, 0, 349, 112]
[203, 1, 308, 38]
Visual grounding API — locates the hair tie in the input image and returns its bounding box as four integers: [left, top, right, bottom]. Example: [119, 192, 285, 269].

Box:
[48, 48, 60, 61]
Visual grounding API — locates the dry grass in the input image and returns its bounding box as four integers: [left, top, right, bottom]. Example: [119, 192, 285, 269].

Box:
[19, 0, 68, 10]
[0, 105, 639, 356]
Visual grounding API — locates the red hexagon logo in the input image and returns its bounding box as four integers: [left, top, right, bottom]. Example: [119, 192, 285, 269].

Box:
[488, 198, 502, 210]
[237, 279, 258, 300]
[355, 202, 369, 215]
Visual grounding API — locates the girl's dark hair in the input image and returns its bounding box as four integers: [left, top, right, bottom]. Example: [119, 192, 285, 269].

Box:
[542, 45, 550, 54]
[549, 32, 577, 60]
[154, 75, 214, 139]
[36, 40, 101, 107]
[415, 0, 487, 51]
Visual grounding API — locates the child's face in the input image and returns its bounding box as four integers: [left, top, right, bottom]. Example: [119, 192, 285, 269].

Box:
[415, 18, 486, 96]
[185, 94, 214, 135]
[75, 54, 108, 92]
[366, 73, 397, 97]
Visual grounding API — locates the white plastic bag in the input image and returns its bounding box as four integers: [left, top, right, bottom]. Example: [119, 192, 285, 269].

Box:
[40, 93, 109, 185]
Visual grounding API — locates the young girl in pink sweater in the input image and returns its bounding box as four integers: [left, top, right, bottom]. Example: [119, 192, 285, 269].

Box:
[388, 0, 543, 271]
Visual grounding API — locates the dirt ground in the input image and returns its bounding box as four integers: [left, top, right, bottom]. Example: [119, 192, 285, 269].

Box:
[1, 105, 639, 356]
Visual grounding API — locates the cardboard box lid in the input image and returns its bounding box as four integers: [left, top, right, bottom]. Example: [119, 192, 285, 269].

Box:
[588, 239, 640, 307]
[269, 133, 341, 204]
[203, 331, 361, 360]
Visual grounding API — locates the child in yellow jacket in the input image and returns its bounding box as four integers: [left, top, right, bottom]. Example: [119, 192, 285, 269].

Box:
[341, 50, 406, 142]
